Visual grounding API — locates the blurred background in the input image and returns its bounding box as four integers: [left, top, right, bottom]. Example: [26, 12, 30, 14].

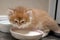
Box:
[0, 0, 49, 15]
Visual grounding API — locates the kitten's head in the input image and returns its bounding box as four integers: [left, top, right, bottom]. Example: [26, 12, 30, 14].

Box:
[8, 7, 32, 28]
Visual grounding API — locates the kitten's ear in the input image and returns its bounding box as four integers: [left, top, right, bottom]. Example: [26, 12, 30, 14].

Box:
[26, 10, 32, 16]
[8, 8, 14, 15]
[8, 8, 14, 13]
[26, 10, 32, 20]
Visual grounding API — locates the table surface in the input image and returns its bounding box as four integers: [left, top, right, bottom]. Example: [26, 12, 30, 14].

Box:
[0, 31, 60, 40]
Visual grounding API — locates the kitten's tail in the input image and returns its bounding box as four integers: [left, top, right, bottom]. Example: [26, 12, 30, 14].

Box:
[46, 18, 60, 33]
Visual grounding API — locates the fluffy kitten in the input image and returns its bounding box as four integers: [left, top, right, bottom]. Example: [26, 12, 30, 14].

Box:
[8, 6, 60, 37]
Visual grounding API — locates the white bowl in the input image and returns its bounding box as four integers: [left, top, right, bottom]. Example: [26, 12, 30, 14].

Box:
[0, 15, 12, 33]
[10, 27, 43, 40]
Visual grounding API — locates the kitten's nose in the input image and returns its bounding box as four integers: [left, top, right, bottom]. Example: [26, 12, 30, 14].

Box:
[18, 23, 21, 25]
[21, 21, 24, 23]
[18, 22, 23, 25]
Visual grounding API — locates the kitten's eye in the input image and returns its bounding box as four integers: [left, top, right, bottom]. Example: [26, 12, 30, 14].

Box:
[14, 19, 18, 23]
[15, 21, 18, 23]
[21, 21, 24, 23]
[20, 20, 25, 23]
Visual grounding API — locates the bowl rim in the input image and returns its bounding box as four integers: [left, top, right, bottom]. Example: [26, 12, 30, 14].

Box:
[10, 27, 43, 37]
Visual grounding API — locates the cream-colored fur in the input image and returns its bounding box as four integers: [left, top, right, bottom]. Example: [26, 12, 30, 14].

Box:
[8, 6, 60, 37]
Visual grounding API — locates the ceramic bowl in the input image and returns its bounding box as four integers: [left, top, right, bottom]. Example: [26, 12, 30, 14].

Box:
[10, 27, 43, 40]
[0, 15, 12, 33]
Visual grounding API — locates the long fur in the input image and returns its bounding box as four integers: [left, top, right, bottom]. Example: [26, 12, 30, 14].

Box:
[8, 6, 60, 37]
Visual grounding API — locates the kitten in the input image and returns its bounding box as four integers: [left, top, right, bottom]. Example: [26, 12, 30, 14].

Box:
[8, 6, 60, 37]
